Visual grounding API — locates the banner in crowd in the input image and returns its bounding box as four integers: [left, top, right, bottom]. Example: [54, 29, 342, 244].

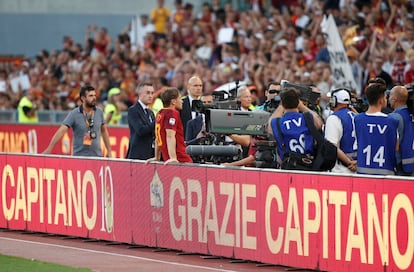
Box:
[0, 124, 129, 158]
[1, 153, 413, 271]
[321, 14, 358, 91]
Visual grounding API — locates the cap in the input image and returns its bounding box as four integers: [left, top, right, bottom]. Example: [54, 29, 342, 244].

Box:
[328, 89, 350, 104]
[108, 87, 121, 99]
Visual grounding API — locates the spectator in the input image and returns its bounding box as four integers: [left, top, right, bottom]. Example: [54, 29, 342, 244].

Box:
[388, 85, 414, 176]
[150, 0, 170, 39]
[171, 0, 185, 33]
[136, 15, 155, 49]
[0, 92, 12, 110]
[354, 83, 398, 175]
[42, 85, 112, 157]
[5, 0, 414, 133]
[404, 52, 414, 85]
[149, 87, 192, 164]
[126, 82, 155, 160]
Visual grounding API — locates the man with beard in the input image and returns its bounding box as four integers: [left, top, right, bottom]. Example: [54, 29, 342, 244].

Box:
[43, 85, 112, 157]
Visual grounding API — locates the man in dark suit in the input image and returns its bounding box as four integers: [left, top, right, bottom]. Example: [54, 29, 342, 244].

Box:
[126, 82, 155, 159]
[185, 94, 214, 145]
[180, 76, 203, 136]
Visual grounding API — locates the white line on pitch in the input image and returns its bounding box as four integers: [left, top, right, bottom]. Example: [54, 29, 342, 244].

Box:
[0, 237, 236, 272]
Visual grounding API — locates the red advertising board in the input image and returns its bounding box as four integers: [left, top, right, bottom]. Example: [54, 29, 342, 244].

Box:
[0, 124, 130, 158]
[0, 153, 413, 271]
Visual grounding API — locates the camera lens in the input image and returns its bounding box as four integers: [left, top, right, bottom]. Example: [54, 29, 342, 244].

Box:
[89, 118, 94, 128]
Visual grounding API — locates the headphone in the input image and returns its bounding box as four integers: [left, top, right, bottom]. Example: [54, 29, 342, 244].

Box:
[329, 88, 352, 108]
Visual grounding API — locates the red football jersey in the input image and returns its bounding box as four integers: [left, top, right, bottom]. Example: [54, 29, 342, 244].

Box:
[155, 108, 192, 163]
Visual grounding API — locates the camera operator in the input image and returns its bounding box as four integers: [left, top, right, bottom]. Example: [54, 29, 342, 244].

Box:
[223, 81, 282, 168]
[268, 88, 322, 166]
[220, 86, 256, 166]
[256, 81, 281, 113]
[324, 88, 358, 173]
[389, 85, 414, 176]
[227, 86, 252, 154]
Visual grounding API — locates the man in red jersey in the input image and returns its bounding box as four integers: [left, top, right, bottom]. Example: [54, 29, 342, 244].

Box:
[149, 87, 192, 164]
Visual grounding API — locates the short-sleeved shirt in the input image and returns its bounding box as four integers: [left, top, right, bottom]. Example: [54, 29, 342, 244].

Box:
[63, 106, 105, 157]
[155, 108, 192, 163]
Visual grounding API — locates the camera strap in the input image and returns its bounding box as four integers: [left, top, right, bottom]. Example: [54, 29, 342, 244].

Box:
[275, 118, 286, 155]
[83, 110, 95, 131]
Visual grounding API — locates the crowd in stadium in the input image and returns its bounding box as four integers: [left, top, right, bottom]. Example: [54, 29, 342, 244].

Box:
[0, 0, 414, 115]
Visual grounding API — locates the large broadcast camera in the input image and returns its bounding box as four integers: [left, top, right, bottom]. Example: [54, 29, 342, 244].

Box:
[185, 108, 278, 168]
[191, 81, 245, 114]
[280, 80, 320, 106]
[186, 109, 271, 164]
[185, 81, 278, 167]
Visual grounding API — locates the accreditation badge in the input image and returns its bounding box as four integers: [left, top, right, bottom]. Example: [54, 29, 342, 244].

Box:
[83, 132, 92, 146]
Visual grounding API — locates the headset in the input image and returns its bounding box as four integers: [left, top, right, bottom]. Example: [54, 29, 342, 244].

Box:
[329, 88, 352, 108]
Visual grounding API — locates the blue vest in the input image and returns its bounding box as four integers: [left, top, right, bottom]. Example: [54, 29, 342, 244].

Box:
[271, 112, 315, 160]
[333, 108, 357, 159]
[394, 107, 414, 172]
[355, 113, 398, 175]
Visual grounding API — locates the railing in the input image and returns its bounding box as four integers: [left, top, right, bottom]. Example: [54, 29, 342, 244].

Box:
[0, 110, 129, 125]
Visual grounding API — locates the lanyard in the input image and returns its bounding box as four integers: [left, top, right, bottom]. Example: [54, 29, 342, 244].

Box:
[83, 110, 95, 130]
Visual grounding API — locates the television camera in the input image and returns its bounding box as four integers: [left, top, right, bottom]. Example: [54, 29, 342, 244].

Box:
[185, 108, 277, 167]
[186, 80, 278, 167]
[281, 80, 320, 106]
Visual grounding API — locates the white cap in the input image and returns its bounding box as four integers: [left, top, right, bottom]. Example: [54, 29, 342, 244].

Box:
[327, 89, 350, 104]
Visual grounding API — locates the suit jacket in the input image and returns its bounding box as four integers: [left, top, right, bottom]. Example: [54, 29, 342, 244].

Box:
[185, 115, 203, 145]
[180, 96, 193, 136]
[126, 102, 155, 160]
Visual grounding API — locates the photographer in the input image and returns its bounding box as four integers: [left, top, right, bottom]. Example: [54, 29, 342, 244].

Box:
[43, 85, 112, 157]
[256, 81, 281, 113]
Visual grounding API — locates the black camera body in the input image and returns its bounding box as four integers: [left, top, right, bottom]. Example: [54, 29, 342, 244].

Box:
[254, 138, 278, 168]
[351, 98, 368, 113]
[406, 84, 414, 114]
[263, 97, 281, 113]
[280, 80, 320, 106]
